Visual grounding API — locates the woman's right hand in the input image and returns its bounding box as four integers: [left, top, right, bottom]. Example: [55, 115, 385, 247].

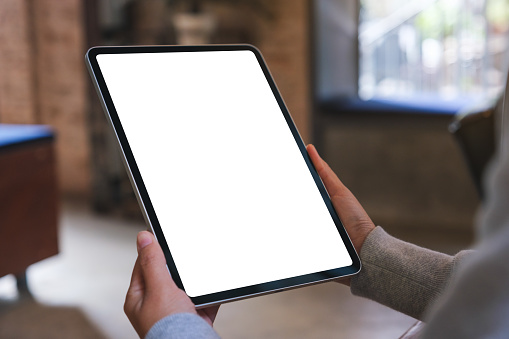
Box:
[306, 144, 375, 285]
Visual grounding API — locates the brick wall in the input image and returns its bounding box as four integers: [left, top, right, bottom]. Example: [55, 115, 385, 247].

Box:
[257, 0, 311, 143]
[0, 0, 310, 200]
[0, 0, 36, 124]
[0, 0, 90, 198]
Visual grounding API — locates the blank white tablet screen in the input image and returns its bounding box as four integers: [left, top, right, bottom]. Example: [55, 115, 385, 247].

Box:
[97, 50, 352, 297]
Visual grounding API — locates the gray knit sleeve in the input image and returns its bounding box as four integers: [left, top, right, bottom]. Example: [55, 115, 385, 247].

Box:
[145, 313, 220, 339]
[350, 226, 472, 320]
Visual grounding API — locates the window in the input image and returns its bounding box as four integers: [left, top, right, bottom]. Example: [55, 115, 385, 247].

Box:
[359, 0, 509, 101]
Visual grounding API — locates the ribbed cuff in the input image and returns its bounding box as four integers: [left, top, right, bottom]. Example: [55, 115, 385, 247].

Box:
[350, 226, 455, 320]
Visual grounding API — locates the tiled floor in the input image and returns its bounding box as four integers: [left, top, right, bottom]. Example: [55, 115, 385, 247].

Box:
[0, 202, 421, 338]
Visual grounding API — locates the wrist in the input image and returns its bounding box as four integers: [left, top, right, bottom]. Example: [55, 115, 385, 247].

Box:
[352, 223, 376, 255]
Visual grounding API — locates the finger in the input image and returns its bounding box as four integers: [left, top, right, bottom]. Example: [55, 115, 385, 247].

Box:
[306, 144, 371, 224]
[125, 257, 144, 315]
[137, 231, 176, 295]
[129, 257, 144, 294]
[307, 144, 353, 204]
[307, 144, 347, 198]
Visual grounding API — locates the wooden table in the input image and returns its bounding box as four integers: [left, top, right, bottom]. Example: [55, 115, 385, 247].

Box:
[0, 124, 59, 293]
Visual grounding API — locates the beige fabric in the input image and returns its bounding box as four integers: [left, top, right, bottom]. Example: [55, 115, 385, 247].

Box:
[352, 73, 509, 338]
[350, 227, 472, 320]
[420, 72, 509, 339]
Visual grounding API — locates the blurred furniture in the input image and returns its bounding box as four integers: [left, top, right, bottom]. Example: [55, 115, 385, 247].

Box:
[449, 101, 497, 199]
[313, 96, 476, 152]
[0, 124, 59, 293]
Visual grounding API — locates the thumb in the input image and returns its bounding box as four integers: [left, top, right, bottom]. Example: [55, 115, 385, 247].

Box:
[306, 144, 368, 220]
[306, 144, 353, 203]
[137, 231, 175, 295]
[306, 144, 374, 253]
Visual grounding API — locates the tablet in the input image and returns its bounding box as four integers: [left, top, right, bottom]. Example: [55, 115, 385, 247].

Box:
[86, 45, 360, 308]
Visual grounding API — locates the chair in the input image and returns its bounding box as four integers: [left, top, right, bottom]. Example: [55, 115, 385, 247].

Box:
[449, 100, 497, 199]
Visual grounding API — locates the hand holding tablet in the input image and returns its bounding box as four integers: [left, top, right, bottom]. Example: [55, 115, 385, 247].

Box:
[86, 44, 361, 308]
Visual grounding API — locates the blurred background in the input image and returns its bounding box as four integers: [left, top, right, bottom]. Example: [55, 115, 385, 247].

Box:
[0, 0, 507, 338]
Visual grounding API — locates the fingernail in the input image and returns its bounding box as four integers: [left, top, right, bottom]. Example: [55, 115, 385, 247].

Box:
[137, 231, 152, 250]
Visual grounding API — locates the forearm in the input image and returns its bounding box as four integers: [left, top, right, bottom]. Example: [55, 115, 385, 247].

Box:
[350, 227, 472, 320]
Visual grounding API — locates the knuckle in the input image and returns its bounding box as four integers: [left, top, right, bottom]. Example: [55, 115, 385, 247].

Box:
[124, 297, 134, 318]
[123, 299, 130, 315]
[354, 216, 374, 228]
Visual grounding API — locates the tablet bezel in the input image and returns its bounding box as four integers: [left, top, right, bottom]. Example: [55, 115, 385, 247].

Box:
[86, 44, 361, 308]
